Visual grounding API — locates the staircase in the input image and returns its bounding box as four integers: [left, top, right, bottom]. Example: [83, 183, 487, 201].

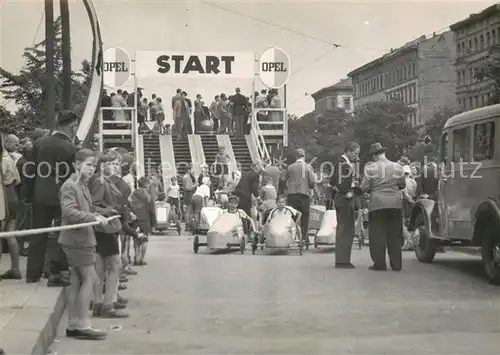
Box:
[200, 135, 220, 191]
[172, 137, 192, 189]
[142, 135, 161, 176]
[230, 137, 253, 174]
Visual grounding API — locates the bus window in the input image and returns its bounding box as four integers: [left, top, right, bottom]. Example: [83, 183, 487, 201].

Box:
[473, 121, 495, 161]
[452, 127, 471, 162]
[440, 133, 448, 164]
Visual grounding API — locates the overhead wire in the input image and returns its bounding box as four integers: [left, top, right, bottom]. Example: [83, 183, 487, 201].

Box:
[1, 9, 45, 108]
[199, 0, 390, 52]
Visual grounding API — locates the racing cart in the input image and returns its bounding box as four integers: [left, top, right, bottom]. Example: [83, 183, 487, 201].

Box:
[251, 208, 304, 255]
[193, 206, 251, 254]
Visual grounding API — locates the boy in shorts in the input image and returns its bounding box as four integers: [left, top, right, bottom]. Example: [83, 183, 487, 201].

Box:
[130, 177, 156, 265]
[59, 149, 109, 339]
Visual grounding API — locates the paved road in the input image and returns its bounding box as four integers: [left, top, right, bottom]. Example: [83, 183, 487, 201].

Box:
[50, 234, 500, 355]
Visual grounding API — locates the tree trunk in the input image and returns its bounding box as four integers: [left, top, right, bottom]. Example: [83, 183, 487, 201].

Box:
[44, 0, 56, 129]
[60, 0, 72, 109]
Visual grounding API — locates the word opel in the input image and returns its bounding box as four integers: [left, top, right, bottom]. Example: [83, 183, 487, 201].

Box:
[103, 62, 129, 72]
[156, 55, 236, 74]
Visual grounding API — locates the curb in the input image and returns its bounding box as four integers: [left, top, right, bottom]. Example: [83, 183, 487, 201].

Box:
[30, 289, 66, 355]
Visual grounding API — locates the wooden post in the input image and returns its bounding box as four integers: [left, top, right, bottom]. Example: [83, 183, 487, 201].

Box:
[44, 0, 56, 129]
[60, 0, 72, 109]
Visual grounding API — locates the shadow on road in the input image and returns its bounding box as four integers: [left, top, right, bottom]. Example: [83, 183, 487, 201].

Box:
[431, 256, 487, 283]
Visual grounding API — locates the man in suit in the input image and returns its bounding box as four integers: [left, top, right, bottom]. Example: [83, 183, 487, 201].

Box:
[229, 87, 247, 137]
[331, 142, 360, 268]
[26, 110, 80, 285]
[173, 92, 191, 138]
[232, 162, 262, 216]
[283, 149, 316, 243]
[360, 143, 406, 271]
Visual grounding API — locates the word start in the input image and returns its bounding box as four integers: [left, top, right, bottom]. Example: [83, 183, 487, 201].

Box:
[156, 55, 236, 74]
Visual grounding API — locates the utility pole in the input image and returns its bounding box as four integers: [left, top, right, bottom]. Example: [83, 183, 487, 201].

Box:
[60, 0, 72, 109]
[44, 0, 56, 129]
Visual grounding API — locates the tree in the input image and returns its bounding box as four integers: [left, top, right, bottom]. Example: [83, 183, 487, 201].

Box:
[475, 45, 500, 104]
[407, 106, 459, 162]
[288, 108, 352, 166]
[349, 100, 418, 163]
[0, 16, 92, 135]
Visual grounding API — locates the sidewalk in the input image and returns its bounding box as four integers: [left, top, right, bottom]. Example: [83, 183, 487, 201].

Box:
[0, 256, 65, 355]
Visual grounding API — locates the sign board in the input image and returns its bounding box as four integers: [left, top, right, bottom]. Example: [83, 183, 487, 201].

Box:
[135, 51, 255, 79]
[259, 47, 291, 89]
[102, 47, 132, 88]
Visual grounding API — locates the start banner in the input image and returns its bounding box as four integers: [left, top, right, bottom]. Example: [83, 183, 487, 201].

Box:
[135, 51, 255, 79]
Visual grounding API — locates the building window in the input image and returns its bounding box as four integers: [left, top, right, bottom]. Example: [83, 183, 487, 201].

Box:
[412, 62, 416, 77]
[468, 39, 473, 51]
[343, 97, 351, 111]
[475, 95, 479, 108]
[469, 67, 473, 84]
[380, 74, 383, 89]
[469, 97, 473, 108]
[473, 121, 495, 161]
[487, 32, 491, 46]
[493, 29, 497, 44]
[457, 71, 461, 85]
[452, 127, 471, 162]
[480, 34, 484, 50]
[474, 37, 478, 51]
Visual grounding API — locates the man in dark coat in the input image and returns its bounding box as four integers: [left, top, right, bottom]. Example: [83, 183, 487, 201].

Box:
[229, 87, 247, 137]
[101, 89, 112, 120]
[330, 142, 360, 269]
[232, 162, 262, 216]
[25, 110, 80, 286]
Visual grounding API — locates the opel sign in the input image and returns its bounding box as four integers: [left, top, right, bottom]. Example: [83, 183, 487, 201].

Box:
[103, 47, 132, 88]
[259, 47, 291, 89]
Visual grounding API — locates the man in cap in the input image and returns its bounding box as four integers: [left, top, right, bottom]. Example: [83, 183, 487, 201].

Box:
[25, 110, 80, 286]
[330, 142, 360, 268]
[360, 142, 406, 271]
[232, 161, 263, 217]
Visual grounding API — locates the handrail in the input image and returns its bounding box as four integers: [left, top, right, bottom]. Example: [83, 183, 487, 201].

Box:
[250, 110, 270, 163]
[77, 0, 104, 146]
[0, 215, 120, 239]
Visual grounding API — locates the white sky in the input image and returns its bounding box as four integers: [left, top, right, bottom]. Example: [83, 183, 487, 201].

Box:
[0, 0, 495, 116]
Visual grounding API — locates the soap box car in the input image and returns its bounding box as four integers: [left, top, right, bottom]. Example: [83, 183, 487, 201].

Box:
[407, 104, 500, 285]
[192, 206, 248, 254]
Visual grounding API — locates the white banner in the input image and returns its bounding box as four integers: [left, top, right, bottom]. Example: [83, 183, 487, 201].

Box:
[135, 51, 255, 79]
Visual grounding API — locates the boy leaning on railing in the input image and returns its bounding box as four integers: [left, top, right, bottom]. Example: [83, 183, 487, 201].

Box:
[58, 148, 109, 340]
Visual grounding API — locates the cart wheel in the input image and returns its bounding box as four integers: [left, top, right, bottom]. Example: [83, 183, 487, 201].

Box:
[193, 235, 199, 254]
[298, 241, 303, 255]
[240, 237, 245, 254]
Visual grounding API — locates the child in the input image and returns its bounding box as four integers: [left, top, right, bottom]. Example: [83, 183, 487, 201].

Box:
[260, 176, 277, 211]
[265, 195, 302, 242]
[214, 179, 229, 208]
[129, 177, 156, 265]
[225, 195, 256, 233]
[58, 148, 108, 339]
[154, 192, 169, 230]
[166, 176, 181, 218]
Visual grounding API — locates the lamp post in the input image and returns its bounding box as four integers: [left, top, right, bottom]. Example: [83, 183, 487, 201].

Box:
[60, 0, 72, 109]
[44, 0, 56, 129]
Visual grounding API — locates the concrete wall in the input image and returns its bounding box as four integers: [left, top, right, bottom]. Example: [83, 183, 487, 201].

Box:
[417, 31, 457, 124]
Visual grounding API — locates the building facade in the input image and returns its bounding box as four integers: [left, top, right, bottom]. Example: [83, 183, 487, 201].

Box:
[310, 78, 353, 114]
[450, 4, 500, 111]
[348, 32, 457, 126]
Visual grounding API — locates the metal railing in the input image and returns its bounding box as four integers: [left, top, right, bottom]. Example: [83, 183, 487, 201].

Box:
[250, 110, 271, 163]
[99, 107, 137, 150]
